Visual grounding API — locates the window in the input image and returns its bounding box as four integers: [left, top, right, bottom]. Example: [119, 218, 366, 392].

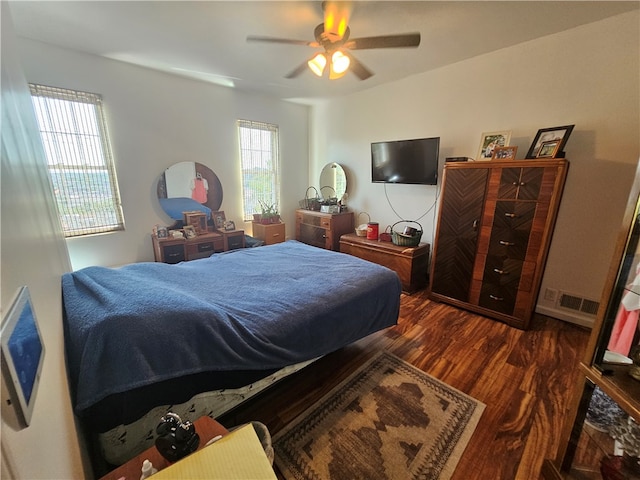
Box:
[29, 84, 124, 237]
[237, 120, 280, 222]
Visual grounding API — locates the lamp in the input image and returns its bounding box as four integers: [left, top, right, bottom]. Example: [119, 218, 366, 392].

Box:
[329, 51, 350, 79]
[308, 50, 351, 79]
[308, 53, 327, 77]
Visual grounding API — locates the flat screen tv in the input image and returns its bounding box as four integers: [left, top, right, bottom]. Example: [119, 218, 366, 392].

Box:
[1, 286, 45, 428]
[371, 137, 440, 185]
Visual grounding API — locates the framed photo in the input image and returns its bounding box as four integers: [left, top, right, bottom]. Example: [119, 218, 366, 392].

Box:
[536, 140, 561, 159]
[492, 146, 518, 161]
[476, 131, 511, 161]
[525, 125, 574, 159]
[183, 225, 197, 239]
[224, 220, 236, 231]
[156, 226, 168, 239]
[212, 211, 226, 230]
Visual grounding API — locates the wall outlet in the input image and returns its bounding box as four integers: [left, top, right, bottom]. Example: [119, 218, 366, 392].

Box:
[544, 288, 558, 302]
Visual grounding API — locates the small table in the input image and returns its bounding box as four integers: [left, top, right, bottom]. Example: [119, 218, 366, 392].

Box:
[99, 416, 229, 480]
[340, 233, 430, 294]
[252, 222, 286, 245]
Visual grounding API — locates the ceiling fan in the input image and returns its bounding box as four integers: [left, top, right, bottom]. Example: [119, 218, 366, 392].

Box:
[246, 2, 420, 81]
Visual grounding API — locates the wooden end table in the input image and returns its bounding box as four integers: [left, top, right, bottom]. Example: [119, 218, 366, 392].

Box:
[98, 416, 229, 480]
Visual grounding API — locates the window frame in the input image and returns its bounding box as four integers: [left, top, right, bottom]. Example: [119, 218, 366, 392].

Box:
[29, 84, 125, 238]
[237, 120, 281, 222]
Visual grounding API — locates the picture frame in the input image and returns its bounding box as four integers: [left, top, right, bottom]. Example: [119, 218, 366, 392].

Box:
[183, 225, 197, 239]
[492, 146, 518, 161]
[525, 124, 574, 159]
[212, 211, 226, 230]
[536, 140, 561, 159]
[476, 131, 512, 161]
[156, 225, 168, 239]
[224, 220, 236, 231]
[1, 286, 45, 428]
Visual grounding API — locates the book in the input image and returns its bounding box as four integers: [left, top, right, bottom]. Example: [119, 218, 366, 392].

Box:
[153, 424, 277, 479]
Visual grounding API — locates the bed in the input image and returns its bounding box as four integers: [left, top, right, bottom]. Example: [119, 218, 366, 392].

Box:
[61, 240, 402, 467]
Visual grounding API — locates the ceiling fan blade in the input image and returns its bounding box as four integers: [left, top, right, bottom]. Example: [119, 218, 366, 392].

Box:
[345, 33, 421, 50]
[284, 60, 311, 79]
[345, 53, 373, 81]
[247, 35, 320, 48]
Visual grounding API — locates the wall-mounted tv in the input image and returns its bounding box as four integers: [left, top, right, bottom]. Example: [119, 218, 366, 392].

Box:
[371, 137, 440, 185]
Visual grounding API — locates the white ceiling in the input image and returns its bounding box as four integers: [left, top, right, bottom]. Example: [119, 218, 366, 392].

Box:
[9, 1, 639, 104]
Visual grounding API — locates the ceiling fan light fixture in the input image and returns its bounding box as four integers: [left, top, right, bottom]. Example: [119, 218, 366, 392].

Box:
[329, 50, 350, 79]
[308, 53, 327, 76]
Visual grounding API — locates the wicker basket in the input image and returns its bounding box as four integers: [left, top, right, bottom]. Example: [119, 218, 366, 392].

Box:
[355, 212, 370, 236]
[300, 186, 321, 211]
[391, 221, 423, 247]
[379, 225, 392, 242]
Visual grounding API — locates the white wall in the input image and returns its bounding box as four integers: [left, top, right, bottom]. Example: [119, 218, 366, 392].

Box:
[310, 10, 640, 326]
[1, 7, 87, 478]
[15, 39, 310, 270]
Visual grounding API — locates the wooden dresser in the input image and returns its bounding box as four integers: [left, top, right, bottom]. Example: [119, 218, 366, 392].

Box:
[295, 209, 353, 251]
[429, 159, 568, 329]
[152, 229, 244, 263]
[340, 233, 429, 294]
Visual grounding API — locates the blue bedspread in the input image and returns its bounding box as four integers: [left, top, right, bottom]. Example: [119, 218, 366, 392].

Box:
[62, 241, 401, 415]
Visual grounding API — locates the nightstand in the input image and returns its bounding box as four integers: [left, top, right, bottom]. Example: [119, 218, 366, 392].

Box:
[219, 229, 245, 251]
[252, 222, 285, 245]
[99, 416, 228, 480]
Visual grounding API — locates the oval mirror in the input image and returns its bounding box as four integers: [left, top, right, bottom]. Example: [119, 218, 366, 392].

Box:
[157, 162, 223, 222]
[319, 162, 347, 201]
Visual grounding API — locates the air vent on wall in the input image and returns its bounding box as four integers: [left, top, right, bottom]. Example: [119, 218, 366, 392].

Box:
[557, 292, 600, 316]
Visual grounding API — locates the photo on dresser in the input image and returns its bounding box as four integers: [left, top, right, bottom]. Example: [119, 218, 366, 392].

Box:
[212, 211, 226, 230]
[183, 225, 197, 239]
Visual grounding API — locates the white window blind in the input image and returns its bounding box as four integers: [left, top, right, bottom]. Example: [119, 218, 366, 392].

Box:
[237, 120, 281, 222]
[29, 84, 125, 237]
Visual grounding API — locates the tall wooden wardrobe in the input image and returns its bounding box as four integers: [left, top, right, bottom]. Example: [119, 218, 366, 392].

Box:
[429, 159, 569, 329]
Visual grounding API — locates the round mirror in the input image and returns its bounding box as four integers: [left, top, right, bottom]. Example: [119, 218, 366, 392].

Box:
[319, 163, 347, 201]
[157, 162, 223, 222]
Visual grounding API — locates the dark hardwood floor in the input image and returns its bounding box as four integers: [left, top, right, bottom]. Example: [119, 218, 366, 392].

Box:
[218, 289, 591, 480]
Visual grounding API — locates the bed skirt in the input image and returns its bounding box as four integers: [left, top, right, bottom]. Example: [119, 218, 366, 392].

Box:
[96, 358, 319, 466]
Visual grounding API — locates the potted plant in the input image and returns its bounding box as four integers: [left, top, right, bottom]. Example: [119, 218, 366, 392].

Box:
[258, 201, 280, 224]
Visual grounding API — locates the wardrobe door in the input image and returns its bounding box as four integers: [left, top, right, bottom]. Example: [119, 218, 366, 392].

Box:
[430, 167, 489, 302]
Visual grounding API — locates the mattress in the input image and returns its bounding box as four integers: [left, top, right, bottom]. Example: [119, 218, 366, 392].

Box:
[61, 240, 402, 466]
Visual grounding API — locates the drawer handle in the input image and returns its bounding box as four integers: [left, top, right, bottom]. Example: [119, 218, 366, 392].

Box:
[167, 252, 182, 258]
[499, 240, 515, 246]
[489, 294, 504, 301]
[504, 213, 517, 218]
[272, 233, 281, 237]
[493, 268, 509, 275]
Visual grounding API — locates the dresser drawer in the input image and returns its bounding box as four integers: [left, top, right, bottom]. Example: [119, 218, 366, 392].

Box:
[478, 283, 517, 315]
[295, 209, 353, 251]
[162, 244, 186, 264]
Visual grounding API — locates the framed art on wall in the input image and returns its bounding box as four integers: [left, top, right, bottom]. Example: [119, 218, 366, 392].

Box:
[525, 125, 574, 159]
[476, 131, 511, 160]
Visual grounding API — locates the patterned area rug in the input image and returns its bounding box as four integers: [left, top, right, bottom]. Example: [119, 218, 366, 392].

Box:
[273, 352, 485, 480]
